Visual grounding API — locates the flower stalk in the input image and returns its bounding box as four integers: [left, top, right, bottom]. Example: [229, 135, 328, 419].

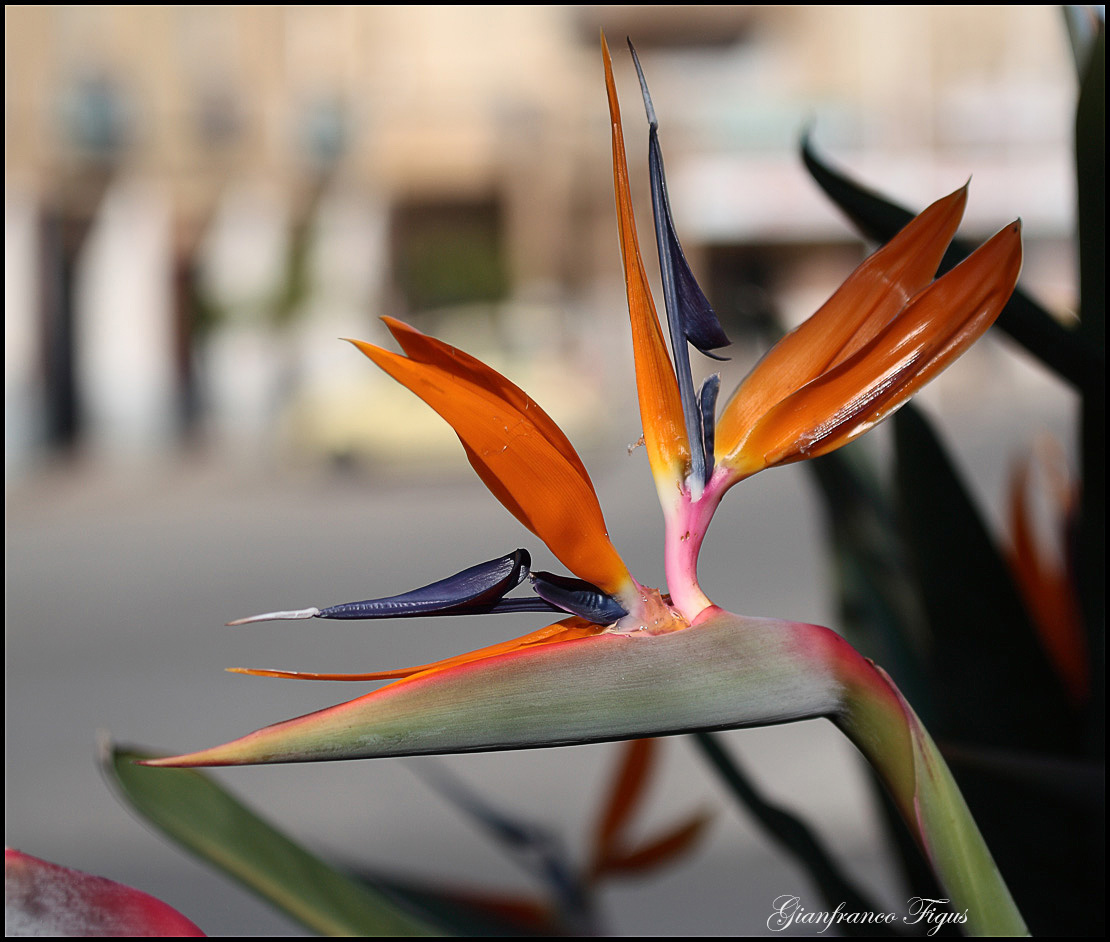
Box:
[831, 653, 1029, 936]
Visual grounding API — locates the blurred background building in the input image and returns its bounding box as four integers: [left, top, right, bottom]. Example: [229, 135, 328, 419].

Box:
[5, 5, 1080, 480]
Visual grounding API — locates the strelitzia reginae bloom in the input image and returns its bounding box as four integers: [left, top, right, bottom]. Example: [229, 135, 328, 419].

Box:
[147, 37, 1027, 935]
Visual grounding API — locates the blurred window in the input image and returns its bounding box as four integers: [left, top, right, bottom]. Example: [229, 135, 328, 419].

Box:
[389, 197, 509, 316]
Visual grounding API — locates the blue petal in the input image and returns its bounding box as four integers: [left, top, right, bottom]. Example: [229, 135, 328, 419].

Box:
[668, 214, 731, 359]
[627, 39, 729, 493]
[698, 373, 721, 486]
[318, 549, 532, 619]
[530, 571, 629, 623]
[629, 40, 730, 359]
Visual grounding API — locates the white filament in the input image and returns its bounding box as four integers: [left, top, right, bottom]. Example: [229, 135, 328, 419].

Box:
[226, 607, 320, 626]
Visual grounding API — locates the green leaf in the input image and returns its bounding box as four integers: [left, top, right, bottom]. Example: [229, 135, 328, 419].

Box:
[692, 733, 901, 937]
[1074, 22, 1106, 757]
[892, 404, 1095, 935]
[343, 874, 569, 937]
[407, 760, 589, 928]
[139, 613, 843, 767]
[893, 404, 1075, 752]
[835, 667, 1028, 937]
[806, 445, 933, 722]
[895, 701, 1028, 937]
[102, 743, 437, 937]
[803, 444, 961, 921]
[1075, 20, 1105, 347]
[801, 134, 1096, 392]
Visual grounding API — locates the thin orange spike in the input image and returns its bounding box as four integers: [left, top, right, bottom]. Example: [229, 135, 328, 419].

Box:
[229, 617, 605, 686]
[729, 221, 1021, 474]
[716, 185, 968, 462]
[602, 33, 689, 489]
[350, 338, 633, 596]
[228, 667, 415, 681]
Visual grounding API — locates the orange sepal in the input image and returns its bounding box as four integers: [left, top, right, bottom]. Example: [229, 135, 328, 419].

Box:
[592, 737, 656, 858]
[230, 616, 605, 687]
[589, 810, 712, 881]
[726, 220, 1021, 475]
[716, 185, 968, 458]
[587, 738, 711, 882]
[381, 317, 592, 484]
[602, 33, 689, 489]
[350, 334, 632, 596]
[1006, 454, 1087, 704]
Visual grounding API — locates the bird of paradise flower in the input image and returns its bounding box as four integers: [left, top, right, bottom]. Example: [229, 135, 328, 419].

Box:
[145, 37, 1027, 935]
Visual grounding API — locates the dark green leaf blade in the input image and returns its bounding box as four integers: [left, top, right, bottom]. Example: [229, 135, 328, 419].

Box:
[806, 444, 933, 721]
[692, 733, 900, 937]
[103, 743, 437, 937]
[407, 760, 589, 929]
[801, 134, 1096, 391]
[343, 874, 567, 937]
[1075, 20, 1105, 344]
[1074, 22, 1105, 760]
[892, 404, 1075, 751]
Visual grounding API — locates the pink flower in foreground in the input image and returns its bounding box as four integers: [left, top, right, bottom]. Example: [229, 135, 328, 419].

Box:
[5, 849, 204, 937]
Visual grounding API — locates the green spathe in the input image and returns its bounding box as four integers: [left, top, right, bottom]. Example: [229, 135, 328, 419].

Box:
[146, 611, 841, 766]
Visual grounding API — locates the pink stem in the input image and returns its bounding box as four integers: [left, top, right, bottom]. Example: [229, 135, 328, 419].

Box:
[664, 467, 735, 620]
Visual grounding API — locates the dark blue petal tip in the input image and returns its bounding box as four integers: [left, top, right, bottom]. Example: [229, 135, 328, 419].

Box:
[628, 41, 730, 357]
[228, 549, 552, 625]
[530, 571, 629, 624]
[698, 373, 721, 485]
[318, 549, 532, 619]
